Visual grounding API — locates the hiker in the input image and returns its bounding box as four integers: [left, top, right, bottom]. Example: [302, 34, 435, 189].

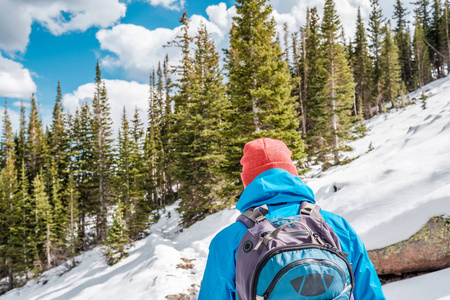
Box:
[198, 138, 385, 300]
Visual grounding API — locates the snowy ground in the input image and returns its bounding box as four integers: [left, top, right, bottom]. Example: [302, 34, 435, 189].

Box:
[2, 77, 450, 299]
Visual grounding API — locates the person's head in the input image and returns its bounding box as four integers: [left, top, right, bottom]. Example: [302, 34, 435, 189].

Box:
[240, 138, 298, 188]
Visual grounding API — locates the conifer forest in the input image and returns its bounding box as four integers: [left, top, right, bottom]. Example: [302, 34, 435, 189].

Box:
[1, 0, 449, 291]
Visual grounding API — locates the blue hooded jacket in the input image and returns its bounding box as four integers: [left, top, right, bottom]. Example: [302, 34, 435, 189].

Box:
[198, 169, 385, 300]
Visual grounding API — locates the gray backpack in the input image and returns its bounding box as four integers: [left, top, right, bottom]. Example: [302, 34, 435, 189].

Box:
[236, 202, 354, 300]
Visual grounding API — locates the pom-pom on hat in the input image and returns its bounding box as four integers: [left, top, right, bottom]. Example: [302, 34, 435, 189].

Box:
[240, 138, 298, 188]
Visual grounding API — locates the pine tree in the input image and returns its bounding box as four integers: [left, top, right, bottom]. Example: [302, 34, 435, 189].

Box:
[128, 107, 150, 239]
[26, 94, 48, 180]
[353, 7, 374, 118]
[225, 0, 305, 188]
[368, 0, 385, 114]
[0, 104, 20, 289]
[31, 172, 53, 271]
[300, 7, 328, 154]
[16, 160, 34, 278]
[320, 0, 356, 162]
[71, 104, 94, 250]
[443, 0, 450, 70]
[47, 157, 66, 263]
[48, 81, 70, 180]
[413, 0, 431, 36]
[115, 108, 133, 226]
[91, 62, 114, 243]
[430, 0, 446, 76]
[145, 69, 161, 206]
[174, 22, 231, 227]
[380, 22, 402, 109]
[65, 170, 80, 256]
[393, 0, 414, 90]
[413, 17, 433, 86]
[105, 198, 130, 265]
[292, 30, 306, 136]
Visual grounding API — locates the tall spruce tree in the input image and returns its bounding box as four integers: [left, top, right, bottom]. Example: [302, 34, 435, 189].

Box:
[430, 0, 446, 76]
[128, 107, 150, 239]
[174, 22, 231, 227]
[299, 8, 328, 154]
[320, 0, 356, 162]
[31, 172, 53, 271]
[26, 94, 47, 180]
[71, 104, 94, 249]
[380, 22, 402, 109]
[91, 62, 114, 243]
[225, 0, 305, 188]
[48, 81, 70, 181]
[393, 0, 414, 90]
[368, 0, 385, 114]
[353, 7, 374, 118]
[413, 17, 433, 86]
[0, 103, 20, 289]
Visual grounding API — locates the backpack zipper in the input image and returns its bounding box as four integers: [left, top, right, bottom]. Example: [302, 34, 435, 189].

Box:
[261, 258, 345, 300]
[251, 244, 354, 299]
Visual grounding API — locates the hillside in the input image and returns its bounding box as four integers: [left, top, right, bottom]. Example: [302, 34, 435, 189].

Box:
[2, 76, 450, 299]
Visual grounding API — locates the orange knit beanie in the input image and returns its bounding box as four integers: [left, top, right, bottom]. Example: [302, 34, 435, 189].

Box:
[240, 138, 298, 188]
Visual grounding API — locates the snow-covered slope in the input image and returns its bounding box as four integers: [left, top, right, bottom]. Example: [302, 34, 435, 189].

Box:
[2, 77, 450, 299]
[306, 76, 450, 250]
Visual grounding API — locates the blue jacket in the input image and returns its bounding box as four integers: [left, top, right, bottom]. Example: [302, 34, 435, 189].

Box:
[198, 169, 385, 300]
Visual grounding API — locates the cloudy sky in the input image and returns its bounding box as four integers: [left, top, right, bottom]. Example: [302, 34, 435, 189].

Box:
[0, 0, 412, 132]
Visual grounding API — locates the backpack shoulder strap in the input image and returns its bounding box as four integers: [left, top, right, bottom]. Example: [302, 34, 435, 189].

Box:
[236, 205, 269, 228]
[300, 202, 324, 221]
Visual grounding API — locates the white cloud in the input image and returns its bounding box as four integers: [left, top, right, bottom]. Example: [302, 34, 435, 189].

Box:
[0, 0, 126, 52]
[96, 3, 236, 82]
[63, 79, 150, 131]
[0, 53, 36, 99]
[145, 0, 183, 11]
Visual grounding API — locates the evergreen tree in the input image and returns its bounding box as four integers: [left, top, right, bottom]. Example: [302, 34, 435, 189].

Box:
[368, 0, 385, 114]
[413, 17, 433, 86]
[65, 170, 80, 256]
[174, 22, 231, 227]
[353, 7, 374, 118]
[413, 0, 431, 36]
[48, 157, 66, 263]
[300, 7, 328, 154]
[31, 172, 53, 271]
[128, 107, 150, 239]
[48, 81, 70, 177]
[91, 62, 114, 243]
[145, 69, 161, 206]
[380, 22, 402, 109]
[14, 101, 27, 165]
[320, 0, 356, 162]
[26, 94, 48, 180]
[292, 30, 306, 136]
[16, 160, 34, 278]
[104, 198, 130, 265]
[443, 0, 450, 70]
[115, 108, 133, 229]
[225, 0, 305, 188]
[430, 0, 446, 76]
[0, 104, 20, 289]
[71, 104, 94, 250]
[393, 0, 414, 90]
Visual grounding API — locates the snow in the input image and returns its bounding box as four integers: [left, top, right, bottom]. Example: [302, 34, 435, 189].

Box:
[2, 77, 450, 299]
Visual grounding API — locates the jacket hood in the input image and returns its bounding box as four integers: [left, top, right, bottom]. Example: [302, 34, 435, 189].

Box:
[236, 168, 315, 212]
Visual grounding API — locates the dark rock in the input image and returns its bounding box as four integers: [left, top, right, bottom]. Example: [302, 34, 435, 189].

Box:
[368, 216, 450, 283]
[165, 294, 191, 300]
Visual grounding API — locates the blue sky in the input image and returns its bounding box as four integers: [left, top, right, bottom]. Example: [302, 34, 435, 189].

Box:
[0, 0, 409, 132]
